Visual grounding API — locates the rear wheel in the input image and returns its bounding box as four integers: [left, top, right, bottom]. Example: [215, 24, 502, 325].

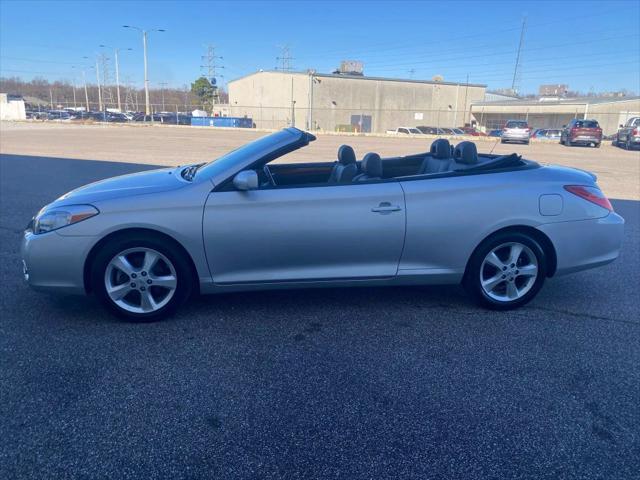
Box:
[464, 232, 547, 310]
[91, 234, 193, 321]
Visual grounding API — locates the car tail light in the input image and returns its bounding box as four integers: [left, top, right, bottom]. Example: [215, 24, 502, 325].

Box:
[633, 127, 639, 136]
[564, 185, 613, 211]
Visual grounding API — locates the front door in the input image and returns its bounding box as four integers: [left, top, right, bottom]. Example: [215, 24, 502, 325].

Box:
[203, 182, 406, 284]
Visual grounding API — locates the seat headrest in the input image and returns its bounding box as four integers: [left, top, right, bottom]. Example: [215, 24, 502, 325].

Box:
[338, 145, 356, 165]
[453, 141, 478, 165]
[430, 138, 451, 159]
[361, 152, 383, 178]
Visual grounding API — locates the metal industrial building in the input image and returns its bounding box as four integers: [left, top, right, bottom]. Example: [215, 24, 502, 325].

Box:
[227, 70, 486, 133]
[470, 97, 640, 134]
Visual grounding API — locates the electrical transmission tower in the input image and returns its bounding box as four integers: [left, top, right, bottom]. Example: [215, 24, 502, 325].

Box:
[99, 53, 115, 108]
[123, 76, 136, 112]
[276, 45, 294, 71]
[511, 16, 527, 95]
[200, 45, 224, 110]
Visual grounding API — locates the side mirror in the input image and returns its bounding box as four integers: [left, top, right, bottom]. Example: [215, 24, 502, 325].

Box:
[233, 170, 259, 191]
[619, 124, 624, 128]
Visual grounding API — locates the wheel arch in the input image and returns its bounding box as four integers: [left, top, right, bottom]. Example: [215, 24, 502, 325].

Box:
[83, 227, 200, 294]
[463, 225, 557, 281]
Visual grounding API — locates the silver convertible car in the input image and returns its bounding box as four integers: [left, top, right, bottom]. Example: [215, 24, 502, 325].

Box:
[22, 128, 624, 321]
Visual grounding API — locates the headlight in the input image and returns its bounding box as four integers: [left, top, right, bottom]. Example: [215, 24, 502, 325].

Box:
[33, 204, 99, 234]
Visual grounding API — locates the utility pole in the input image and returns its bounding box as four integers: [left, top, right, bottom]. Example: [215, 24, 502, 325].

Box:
[82, 70, 89, 111]
[511, 16, 527, 95]
[123, 25, 165, 116]
[95, 58, 103, 110]
[200, 44, 224, 112]
[463, 73, 469, 126]
[159, 82, 168, 111]
[276, 45, 294, 71]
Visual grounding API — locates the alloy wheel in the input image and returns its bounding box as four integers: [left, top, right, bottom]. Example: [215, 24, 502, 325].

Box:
[104, 247, 177, 314]
[479, 242, 539, 302]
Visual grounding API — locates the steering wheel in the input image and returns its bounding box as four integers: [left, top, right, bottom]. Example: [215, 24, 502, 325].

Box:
[263, 165, 277, 187]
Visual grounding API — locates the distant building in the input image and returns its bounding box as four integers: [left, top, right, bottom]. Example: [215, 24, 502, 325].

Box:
[539, 84, 569, 97]
[0, 93, 26, 120]
[227, 70, 486, 133]
[470, 96, 640, 134]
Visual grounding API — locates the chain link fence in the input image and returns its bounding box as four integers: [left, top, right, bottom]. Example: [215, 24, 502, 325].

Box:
[23, 100, 639, 136]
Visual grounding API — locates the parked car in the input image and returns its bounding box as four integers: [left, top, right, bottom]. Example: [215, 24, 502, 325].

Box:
[386, 127, 424, 135]
[614, 117, 640, 150]
[560, 119, 602, 148]
[532, 129, 562, 141]
[451, 128, 465, 135]
[501, 120, 531, 144]
[462, 127, 487, 137]
[22, 129, 624, 321]
[488, 129, 503, 137]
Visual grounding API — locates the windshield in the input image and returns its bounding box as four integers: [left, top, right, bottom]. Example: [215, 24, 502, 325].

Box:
[195, 129, 303, 180]
[575, 120, 599, 128]
[409, 128, 422, 134]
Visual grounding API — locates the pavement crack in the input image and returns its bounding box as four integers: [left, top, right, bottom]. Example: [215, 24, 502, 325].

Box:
[529, 305, 639, 326]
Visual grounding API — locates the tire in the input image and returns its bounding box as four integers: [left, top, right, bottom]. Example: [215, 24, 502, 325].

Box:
[463, 231, 547, 310]
[595, 142, 601, 148]
[91, 234, 194, 321]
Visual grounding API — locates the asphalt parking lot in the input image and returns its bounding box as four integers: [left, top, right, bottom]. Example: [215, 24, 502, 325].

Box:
[1, 123, 639, 479]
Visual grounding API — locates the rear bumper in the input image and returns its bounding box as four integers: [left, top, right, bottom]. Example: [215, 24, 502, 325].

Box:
[537, 213, 625, 276]
[570, 136, 601, 144]
[502, 133, 529, 141]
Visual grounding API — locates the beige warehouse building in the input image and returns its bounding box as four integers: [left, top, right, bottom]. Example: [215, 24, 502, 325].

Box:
[470, 97, 640, 135]
[227, 70, 486, 133]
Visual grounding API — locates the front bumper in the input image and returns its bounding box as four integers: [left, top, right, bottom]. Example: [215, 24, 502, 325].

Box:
[21, 230, 96, 295]
[537, 212, 625, 276]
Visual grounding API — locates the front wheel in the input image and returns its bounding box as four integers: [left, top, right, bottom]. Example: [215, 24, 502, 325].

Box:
[91, 235, 194, 321]
[464, 232, 547, 310]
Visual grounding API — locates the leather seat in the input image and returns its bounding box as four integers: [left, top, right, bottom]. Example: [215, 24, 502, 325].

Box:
[419, 139, 453, 174]
[451, 141, 479, 170]
[353, 152, 383, 182]
[328, 145, 358, 183]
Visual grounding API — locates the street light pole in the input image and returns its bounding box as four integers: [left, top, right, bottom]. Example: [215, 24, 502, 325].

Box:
[123, 25, 165, 116]
[142, 30, 150, 115]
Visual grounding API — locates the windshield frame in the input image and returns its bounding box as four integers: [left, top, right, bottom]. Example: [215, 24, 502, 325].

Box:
[194, 128, 315, 185]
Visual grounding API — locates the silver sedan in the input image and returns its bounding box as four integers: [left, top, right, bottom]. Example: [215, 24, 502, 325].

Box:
[21, 129, 625, 321]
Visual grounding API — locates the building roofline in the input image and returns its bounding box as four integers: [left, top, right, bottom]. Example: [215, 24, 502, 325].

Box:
[472, 96, 640, 107]
[228, 70, 486, 88]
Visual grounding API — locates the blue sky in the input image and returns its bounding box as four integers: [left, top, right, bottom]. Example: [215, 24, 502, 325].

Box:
[1, 0, 639, 94]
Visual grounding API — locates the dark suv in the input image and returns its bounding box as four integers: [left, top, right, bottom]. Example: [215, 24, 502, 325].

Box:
[560, 119, 602, 148]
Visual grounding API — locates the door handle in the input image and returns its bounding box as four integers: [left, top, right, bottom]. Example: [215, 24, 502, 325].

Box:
[371, 202, 402, 214]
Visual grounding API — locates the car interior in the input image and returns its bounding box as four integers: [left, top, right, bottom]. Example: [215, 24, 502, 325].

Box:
[245, 138, 530, 190]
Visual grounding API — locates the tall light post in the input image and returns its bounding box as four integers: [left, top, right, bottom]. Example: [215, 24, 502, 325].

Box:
[99, 44, 132, 112]
[123, 25, 165, 116]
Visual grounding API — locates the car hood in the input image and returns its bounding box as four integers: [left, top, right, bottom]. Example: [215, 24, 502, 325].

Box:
[54, 166, 187, 205]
